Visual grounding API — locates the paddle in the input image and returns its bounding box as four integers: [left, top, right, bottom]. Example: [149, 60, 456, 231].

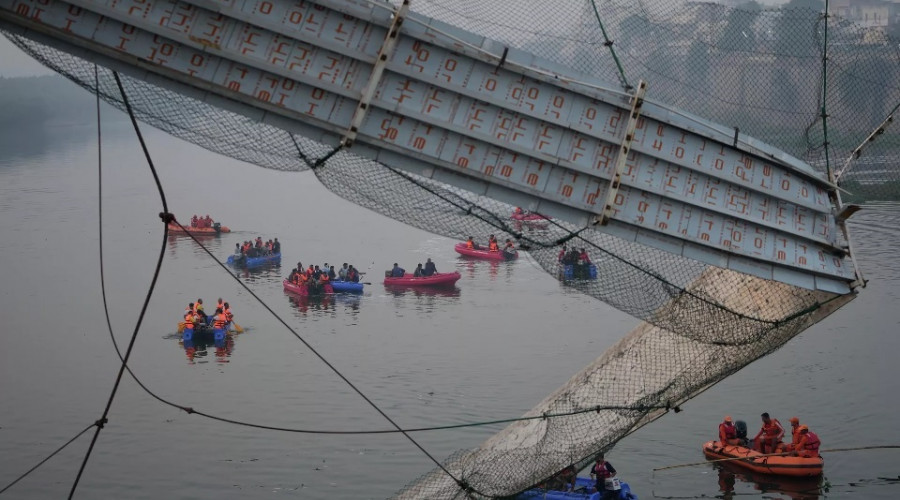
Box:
[231, 321, 244, 333]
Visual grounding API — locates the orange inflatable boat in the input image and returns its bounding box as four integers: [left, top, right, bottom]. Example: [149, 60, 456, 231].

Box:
[702, 441, 823, 477]
[167, 222, 230, 235]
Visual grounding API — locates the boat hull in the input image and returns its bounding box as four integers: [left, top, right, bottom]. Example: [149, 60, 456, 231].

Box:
[516, 477, 636, 500]
[227, 252, 281, 268]
[283, 279, 334, 296]
[511, 212, 551, 222]
[702, 440, 823, 477]
[454, 243, 518, 261]
[384, 271, 461, 287]
[562, 263, 597, 280]
[167, 223, 230, 234]
[331, 280, 364, 293]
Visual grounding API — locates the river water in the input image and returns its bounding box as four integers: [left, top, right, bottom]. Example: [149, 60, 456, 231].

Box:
[0, 118, 898, 500]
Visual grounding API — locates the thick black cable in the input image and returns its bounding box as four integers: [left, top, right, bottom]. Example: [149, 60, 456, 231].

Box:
[0, 423, 96, 495]
[67, 71, 171, 499]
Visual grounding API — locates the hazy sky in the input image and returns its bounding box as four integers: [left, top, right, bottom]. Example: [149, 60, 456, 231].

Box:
[0, 37, 54, 77]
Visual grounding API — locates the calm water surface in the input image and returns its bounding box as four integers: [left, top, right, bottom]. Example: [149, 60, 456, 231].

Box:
[1, 122, 898, 500]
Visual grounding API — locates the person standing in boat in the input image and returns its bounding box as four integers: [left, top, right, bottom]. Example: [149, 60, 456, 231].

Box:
[391, 263, 406, 277]
[328, 265, 337, 280]
[339, 263, 349, 281]
[423, 258, 437, 276]
[272, 238, 280, 254]
[413, 263, 424, 277]
[752, 412, 784, 454]
[191, 215, 199, 227]
[718, 416, 740, 446]
[590, 453, 620, 499]
[223, 302, 234, 330]
[793, 425, 821, 458]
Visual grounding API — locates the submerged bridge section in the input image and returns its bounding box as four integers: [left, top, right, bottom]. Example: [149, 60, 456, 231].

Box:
[0, 0, 860, 293]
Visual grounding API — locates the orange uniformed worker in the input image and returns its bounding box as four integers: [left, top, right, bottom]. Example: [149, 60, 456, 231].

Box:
[794, 425, 821, 458]
[780, 416, 802, 452]
[466, 236, 475, 249]
[752, 412, 784, 454]
[719, 416, 740, 446]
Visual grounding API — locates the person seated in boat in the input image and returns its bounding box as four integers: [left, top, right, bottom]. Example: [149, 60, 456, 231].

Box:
[272, 238, 281, 254]
[193, 298, 205, 317]
[391, 263, 406, 277]
[215, 298, 225, 315]
[318, 270, 330, 285]
[211, 307, 228, 332]
[466, 236, 477, 250]
[223, 302, 234, 329]
[793, 425, 820, 458]
[590, 453, 620, 499]
[306, 265, 315, 278]
[504, 239, 515, 252]
[413, 263, 424, 277]
[579, 248, 591, 264]
[719, 415, 741, 446]
[752, 412, 784, 454]
[546, 464, 577, 492]
[313, 265, 323, 280]
[779, 416, 802, 452]
[514, 206, 524, 215]
[347, 265, 360, 283]
[183, 308, 199, 332]
[339, 263, 349, 281]
[246, 245, 259, 258]
[191, 214, 199, 227]
[488, 238, 500, 252]
[558, 245, 568, 263]
[423, 258, 437, 277]
[328, 265, 337, 280]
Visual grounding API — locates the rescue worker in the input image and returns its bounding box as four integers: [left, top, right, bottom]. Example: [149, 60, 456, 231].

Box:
[558, 245, 568, 263]
[466, 236, 476, 249]
[347, 266, 359, 283]
[193, 298, 206, 324]
[780, 417, 802, 452]
[423, 258, 437, 277]
[191, 215, 199, 227]
[719, 415, 740, 446]
[183, 308, 198, 333]
[272, 238, 281, 254]
[752, 412, 785, 454]
[794, 425, 821, 458]
[328, 265, 337, 280]
[391, 263, 405, 277]
[223, 302, 234, 329]
[413, 263, 424, 277]
[339, 263, 349, 281]
[216, 297, 224, 313]
[488, 236, 500, 252]
[504, 239, 515, 251]
[514, 206, 524, 215]
[590, 453, 620, 499]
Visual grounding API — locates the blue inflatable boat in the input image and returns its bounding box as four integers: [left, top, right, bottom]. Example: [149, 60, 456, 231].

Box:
[227, 252, 281, 269]
[330, 280, 364, 293]
[562, 263, 597, 280]
[516, 477, 636, 500]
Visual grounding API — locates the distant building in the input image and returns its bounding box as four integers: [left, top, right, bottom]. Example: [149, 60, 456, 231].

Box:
[830, 0, 900, 31]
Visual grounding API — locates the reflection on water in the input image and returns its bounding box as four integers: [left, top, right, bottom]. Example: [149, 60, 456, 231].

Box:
[384, 285, 461, 298]
[164, 331, 238, 365]
[459, 257, 516, 281]
[714, 462, 824, 500]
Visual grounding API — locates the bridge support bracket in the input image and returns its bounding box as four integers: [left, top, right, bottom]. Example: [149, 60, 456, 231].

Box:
[341, 0, 410, 148]
[593, 80, 647, 226]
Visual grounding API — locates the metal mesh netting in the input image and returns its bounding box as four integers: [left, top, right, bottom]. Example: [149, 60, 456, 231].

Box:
[4, 0, 897, 497]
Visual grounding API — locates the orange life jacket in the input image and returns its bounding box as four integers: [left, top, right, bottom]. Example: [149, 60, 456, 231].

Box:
[798, 431, 820, 456]
[224, 307, 233, 322]
[184, 311, 195, 329]
[320, 273, 330, 283]
[213, 313, 227, 329]
[193, 303, 203, 314]
[489, 241, 499, 252]
[466, 240, 475, 249]
[762, 419, 783, 438]
[719, 422, 736, 442]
